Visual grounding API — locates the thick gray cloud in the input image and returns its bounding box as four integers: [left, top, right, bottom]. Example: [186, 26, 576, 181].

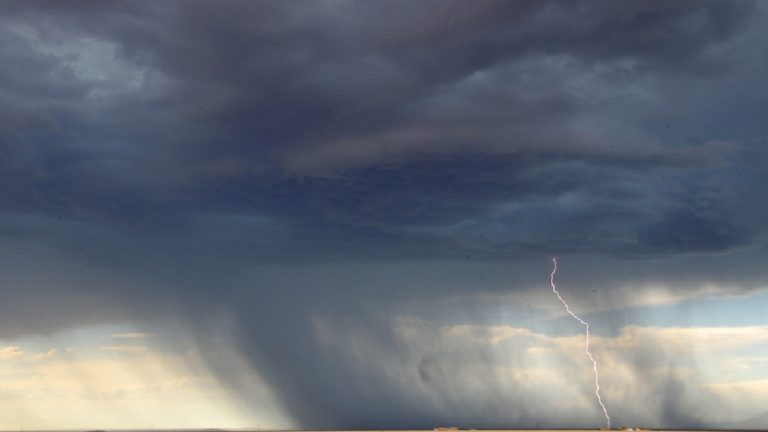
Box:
[0, 0, 767, 428]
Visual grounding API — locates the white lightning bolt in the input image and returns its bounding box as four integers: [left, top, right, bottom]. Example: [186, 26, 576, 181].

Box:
[550, 257, 611, 429]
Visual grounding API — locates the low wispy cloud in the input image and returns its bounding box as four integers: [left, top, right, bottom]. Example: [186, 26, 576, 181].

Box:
[101, 345, 149, 355]
[0, 345, 23, 360]
[30, 348, 57, 361]
[110, 332, 154, 340]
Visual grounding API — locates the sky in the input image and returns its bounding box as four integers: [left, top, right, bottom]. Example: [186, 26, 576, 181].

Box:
[0, 0, 767, 429]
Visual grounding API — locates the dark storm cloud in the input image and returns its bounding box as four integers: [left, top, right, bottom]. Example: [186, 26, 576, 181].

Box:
[1, 0, 767, 428]
[0, 0, 763, 261]
[637, 208, 749, 253]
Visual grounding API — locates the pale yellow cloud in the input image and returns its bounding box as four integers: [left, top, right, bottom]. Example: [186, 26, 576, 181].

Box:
[0, 328, 295, 430]
[0, 346, 23, 360]
[618, 325, 768, 348]
[29, 348, 57, 361]
[446, 324, 541, 344]
[706, 377, 768, 394]
[101, 345, 149, 354]
[525, 346, 553, 355]
[0, 345, 281, 429]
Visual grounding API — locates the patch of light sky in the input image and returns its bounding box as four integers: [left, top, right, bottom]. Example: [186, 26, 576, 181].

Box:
[5, 20, 148, 99]
[432, 281, 768, 338]
[0, 324, 293, 430]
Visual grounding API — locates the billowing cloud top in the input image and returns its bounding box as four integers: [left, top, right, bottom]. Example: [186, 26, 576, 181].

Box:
[0, 1, 767, 429]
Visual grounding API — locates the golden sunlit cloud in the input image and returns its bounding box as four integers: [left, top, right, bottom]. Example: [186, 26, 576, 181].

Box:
[0, 346, 23, 360]
[101, 345, 149, 354]
[0, 328, 293, 430]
